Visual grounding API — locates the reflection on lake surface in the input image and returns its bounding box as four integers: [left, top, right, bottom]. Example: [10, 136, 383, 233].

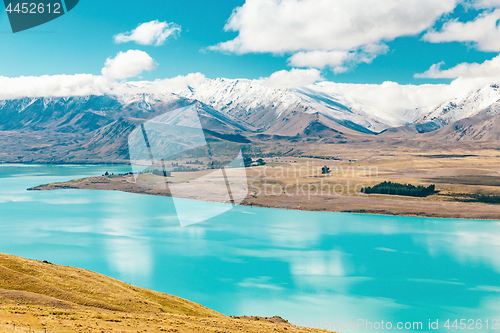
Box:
[1, 164, 500, 332]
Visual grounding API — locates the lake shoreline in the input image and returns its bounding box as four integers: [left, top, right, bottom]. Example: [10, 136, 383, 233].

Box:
[28, 174, 500, 220]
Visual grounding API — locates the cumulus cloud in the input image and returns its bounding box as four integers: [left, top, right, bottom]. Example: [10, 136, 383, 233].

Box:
[312, 76, 499, 116]
[423, 9, 500, 52]
[313, 81, 447, 114]
[0, 73, 207, 100]
[415, 55, 500, 79]
[0, 75, 113, 100]
[127, 73, 207, 95]
[288, 44, 389, 72]
[1, 70, 498, 123]
[288, 51, 351, 71]
[0, 71, 494, 115]
[260, 68, 323, 88]
[114, 20, 181, 46]
[466, 0, 500, 9]
[0, 71, 498, 126]
[210, 0, 458, 71]
[0, 49, 207, 100]
[101, 50, 158, 80]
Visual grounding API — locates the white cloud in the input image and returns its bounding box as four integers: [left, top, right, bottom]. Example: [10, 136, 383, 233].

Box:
[114, 20, 181, 46]
[0, 70, 496, 118]
[214, 0, 458, 53]
[288, 51, 352, 71]
[467, 0, 500, 9]
[101, 50, 158, 80]
[210, 0, 458, 71]
[423, 9, 500, 52]
[132, 73, 207, 94]
[238, 276, 284, 290]
[0, 72, 494, 116]
[415, 55, 500, 79]
[312, 77, 498, 116]
[288, 44, 388, 72]
[0, 74, 113, 100]
[260, 68, 322, 88]
[0, 69, 497, 122]
[0, 73, 207, 100]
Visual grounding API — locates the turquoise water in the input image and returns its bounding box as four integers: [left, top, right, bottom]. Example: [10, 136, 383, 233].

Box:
[1, 164, 500, 332]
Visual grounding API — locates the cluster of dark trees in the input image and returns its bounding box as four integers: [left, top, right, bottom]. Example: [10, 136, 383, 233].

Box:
[186, 160, 204, 165]
[172, 165, 197, 172]
[472, 193, 500, 204]
[209, 160, 230, 169]
[103, 171, 132, 176]
[243, 157, 266, 167]
[103, 171, 170, 177]
[453, 193, 500, 204]
[362, 181, 436, 197]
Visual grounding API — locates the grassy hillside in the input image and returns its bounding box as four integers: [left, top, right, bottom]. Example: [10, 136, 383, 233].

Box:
[0, 253, 328, 333]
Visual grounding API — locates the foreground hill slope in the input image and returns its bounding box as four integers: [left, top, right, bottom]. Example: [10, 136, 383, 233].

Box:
[0, 252, 327, 332]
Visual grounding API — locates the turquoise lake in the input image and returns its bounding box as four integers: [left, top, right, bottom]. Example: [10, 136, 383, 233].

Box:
[1, 164, 500, 332]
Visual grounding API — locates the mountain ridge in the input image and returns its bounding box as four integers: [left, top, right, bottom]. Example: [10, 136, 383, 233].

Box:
[1, 79, 500, 162]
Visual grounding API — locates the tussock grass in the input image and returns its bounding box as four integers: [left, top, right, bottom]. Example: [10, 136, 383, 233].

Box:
[0, 253, 329, 332]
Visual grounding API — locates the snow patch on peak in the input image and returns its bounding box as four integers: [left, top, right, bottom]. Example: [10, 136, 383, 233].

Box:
[178, 78, 303, 118]
[418, 83, 500, 126]
[115, 92, 179, 107]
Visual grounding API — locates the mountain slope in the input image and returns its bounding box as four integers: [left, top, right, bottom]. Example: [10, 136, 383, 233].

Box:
[0, 252, 216, 316]
[426, 109, 500, 142]
[177, 78, 401, 134]
[0, 252, 327, 333]
[377, 84, 500, 141]
[0, 95, 252, 162]
[415, 84, 500, 132]
[2, 80, 500, 163]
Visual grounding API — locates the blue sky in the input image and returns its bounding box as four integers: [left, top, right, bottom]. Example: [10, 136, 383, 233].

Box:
[1, 0, 500, 85]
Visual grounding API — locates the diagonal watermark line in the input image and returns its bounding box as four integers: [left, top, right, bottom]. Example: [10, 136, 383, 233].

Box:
[221, 168, 236, 206]
[140, 123, 155, 164]
[60, 0, 67, 13]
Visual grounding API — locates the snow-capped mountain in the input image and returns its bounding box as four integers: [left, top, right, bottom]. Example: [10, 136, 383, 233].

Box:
[415, 84, 500, 132]
[173, 78, 500, 139]
[0, 78, 402, 136]
[176, 78, 403, 134]
[4, 78, 500, 137]
[2, 78, 500, 162]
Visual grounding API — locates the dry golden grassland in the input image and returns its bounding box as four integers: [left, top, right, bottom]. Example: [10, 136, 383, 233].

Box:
[244, 144, 500, 218]
[0, 253, 329, 333]
[29, 143, 500, 219]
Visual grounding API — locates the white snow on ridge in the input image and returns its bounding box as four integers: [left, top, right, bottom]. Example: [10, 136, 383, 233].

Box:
[177, 78, 304, 117]
[174, 78, 401, 132]
[417, 84, 500, 126]
[116, 92, 179, 107]
[294, 87, 405, 129]
[3, 77, 500, 134]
